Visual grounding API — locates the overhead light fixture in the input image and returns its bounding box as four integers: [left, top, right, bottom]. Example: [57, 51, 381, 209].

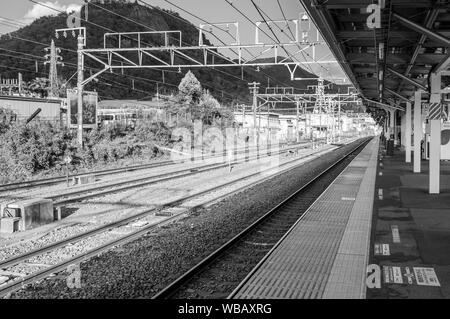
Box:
[379, 43, 384, 60]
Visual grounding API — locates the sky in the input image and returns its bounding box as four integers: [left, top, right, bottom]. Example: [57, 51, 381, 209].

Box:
[0, 0, 348, 83]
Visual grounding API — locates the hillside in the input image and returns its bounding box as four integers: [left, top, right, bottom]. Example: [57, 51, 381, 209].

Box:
[0, 1, 354, 107]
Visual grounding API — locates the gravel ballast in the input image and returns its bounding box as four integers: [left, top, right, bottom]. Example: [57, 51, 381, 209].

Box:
[8, 138, 369, 299]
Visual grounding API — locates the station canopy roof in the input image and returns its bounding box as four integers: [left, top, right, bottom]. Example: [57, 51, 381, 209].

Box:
[302, 0, 450, 108]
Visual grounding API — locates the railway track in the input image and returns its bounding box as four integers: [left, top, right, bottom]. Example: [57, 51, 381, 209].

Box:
[0, 139, 344, 298]
[0, 141, 316, 208]
[48, 142, 312, 207]
[0, 140, 310, 192]
[151, 137, 371, 299]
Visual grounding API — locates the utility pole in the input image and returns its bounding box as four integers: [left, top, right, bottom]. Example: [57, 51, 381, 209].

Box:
[56, 5, 86, 146]
[242, 104, 245, 135]
[77, 34, 85, 147]
[44, 39, 64, 98]
[248, 82, 260, 148]
[338, 97, 341, 143]
[84, 0, 89, 21]
[295, 98, 300, 143]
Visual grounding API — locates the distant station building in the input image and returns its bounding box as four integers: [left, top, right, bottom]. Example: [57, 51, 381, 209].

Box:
[98, 97, 188, 125]
[233, 111, 281, 132]
[0, 73, 66, 125]
[0, 95, 64, 124]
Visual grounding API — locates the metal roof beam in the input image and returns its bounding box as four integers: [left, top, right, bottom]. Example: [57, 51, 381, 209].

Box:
[322, 0, 434, 9]
[301, 0, 362, 95]
[393, 12, 450, 47]
[364, 98, 405, 112]
[337, 30, 418, 39]
[385, 88, 411, 103]
[432, 53, 450, 73]
[396, 9, 439, 94]
[387, 67, 428, 91]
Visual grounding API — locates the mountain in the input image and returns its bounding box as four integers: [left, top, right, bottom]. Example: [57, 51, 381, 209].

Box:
[0, 0, 355, 108]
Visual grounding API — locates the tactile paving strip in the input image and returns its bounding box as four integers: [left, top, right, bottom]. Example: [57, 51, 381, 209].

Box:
[233, 139, 379, 299]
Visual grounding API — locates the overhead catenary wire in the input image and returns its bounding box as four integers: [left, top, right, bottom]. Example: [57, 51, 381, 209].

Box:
[138, 0, 298, 90]
[257, 0, 336, 82]
[222, 0, 315, 90]
[24, 0, 248, 103]
[0, 44, 180, 89]
[0, 36, 247, 104]
[0, 41, 180, 100]
[83, 0, 254, 101]
[275, 0, 314, 74]
[4, 1, 284, 103]
[87, 0, 302, 97]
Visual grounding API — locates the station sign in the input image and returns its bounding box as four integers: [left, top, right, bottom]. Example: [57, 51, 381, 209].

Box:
[367, 264, 440, 288]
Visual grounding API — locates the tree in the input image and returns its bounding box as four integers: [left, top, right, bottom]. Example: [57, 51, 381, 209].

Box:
[163, 71, 235, 126]
[199, 90, 221, 125]
[178, 71, 202, 104]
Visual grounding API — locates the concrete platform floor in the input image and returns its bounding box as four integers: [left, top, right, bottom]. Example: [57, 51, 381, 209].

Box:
[368, 141, 450, 299]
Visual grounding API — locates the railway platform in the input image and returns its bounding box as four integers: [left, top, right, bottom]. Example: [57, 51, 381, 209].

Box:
[231, 137, 450, 299]
[230, 137, 379, 299]
[367, 145, 450, 299]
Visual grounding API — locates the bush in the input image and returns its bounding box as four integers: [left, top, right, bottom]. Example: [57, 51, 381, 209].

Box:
[0, 121, 75, 182]
[134, 121, 172, 147]
[0, 107, 16, 134]
[0, 119, 171, 184]
[0, 122, 72, 172]
[90, 137, 143, 163]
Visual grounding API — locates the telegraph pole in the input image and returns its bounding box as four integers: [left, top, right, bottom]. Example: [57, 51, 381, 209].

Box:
[77, 34, 84, 146]
[295, 98, 300, 143]
[248, 82, 260, 149]
[56, 7, 86, 147]
[44, 39, 64, 98]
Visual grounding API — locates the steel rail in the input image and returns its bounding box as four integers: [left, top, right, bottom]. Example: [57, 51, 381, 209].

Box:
[151, 137, 371, 299]
[0, 139, 350, 296]
[49, 142, 311, 207]
[227, 139, 371, 299]
[0, 141, 300, 192]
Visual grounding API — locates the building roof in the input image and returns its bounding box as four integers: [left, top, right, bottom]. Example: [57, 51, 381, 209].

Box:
[302, 0, 450, 107]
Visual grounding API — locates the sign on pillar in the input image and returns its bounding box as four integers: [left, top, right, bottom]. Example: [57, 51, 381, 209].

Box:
[429, 72, 442, 194]
[390, 109, 396, 141]
[405, 102, 411, 163]
[413, 91, 422, 173]
[429, 102, 442, 194]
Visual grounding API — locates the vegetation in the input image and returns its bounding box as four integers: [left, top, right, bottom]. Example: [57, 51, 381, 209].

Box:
[366, 107, 386, 127]
[0, 107, 16, 134]
[0, 119, 173, 184]
[165, 71, 234, 126]
[0, 72, 231, 184]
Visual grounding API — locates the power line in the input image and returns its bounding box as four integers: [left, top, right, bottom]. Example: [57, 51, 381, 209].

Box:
[222, 0, 308, 90]
[88, 0, 298, 99]
[86, 0, 250, 102]
[138, 0, 296, 91]
[254, 0, 335, 81]
[0, 45, 178, 89]
[275, 0, 314, 75]
[25, 0, 245, 103]
[4, 2, 259, 103]
[0, 42, 181, 100]
[0, 16, 26, 26]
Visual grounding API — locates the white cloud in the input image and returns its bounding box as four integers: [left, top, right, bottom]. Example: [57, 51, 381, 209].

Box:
[23, 1, 81, 23]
